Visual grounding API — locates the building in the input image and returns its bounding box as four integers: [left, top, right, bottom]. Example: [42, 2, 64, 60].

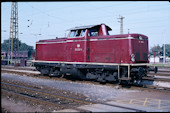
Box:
[149, 56, 160, 63]
[149, 55, 170, 63]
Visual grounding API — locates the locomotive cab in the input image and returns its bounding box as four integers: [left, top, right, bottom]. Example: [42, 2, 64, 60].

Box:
[65, 24, 112, 62]
[67, 23, 111, 38]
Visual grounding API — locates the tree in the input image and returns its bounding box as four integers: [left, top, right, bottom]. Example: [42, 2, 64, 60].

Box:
[149, 44, 170, 57]
[162, 44, 170, 57]
[1, 40, 9, 52]
[149, 44, 162, 57]
[1, 39, 34, 52]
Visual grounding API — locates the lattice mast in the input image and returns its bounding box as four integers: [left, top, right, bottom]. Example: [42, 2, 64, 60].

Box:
[8, 2, 19, 64]
[118, 15, 125, 34]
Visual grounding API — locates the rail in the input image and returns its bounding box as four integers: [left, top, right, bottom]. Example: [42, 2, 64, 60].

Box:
[2, 82, 145, 112]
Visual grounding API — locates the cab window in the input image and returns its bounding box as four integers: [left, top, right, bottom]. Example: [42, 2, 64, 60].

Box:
[69, 30, 76, 37]
[80, 29, 86, 37]
[69, 29, 86, 38]
[88, 28, 98, 36]
[75, 30, 82, 37]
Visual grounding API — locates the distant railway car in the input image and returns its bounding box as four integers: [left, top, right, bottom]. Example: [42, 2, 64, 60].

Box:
[16, 51, 29, 58]
[1, 51, 29, 59]
[33, 23, 157, 84]
[1, 51, 7, 60]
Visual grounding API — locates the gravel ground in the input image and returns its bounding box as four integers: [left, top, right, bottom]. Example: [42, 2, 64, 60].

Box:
[1, 72, 139, 101]
[2, 72, 170, 112]
[1, 97, 45, 112]
[140, 80, 170, 88]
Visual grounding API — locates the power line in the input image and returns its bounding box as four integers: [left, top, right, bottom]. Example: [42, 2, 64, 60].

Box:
[25, 2, 88, 17]
[41, 7, 170, 27]
[12, 2, 170, 30]
[23, 4, 66, 22]
[2, 2, 170, 39]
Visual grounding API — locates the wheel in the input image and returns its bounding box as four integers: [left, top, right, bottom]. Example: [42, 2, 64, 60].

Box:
[40, 68, 50, 76]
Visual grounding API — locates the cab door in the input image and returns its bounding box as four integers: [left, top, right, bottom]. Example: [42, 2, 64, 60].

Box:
[66, 29, 88, 62]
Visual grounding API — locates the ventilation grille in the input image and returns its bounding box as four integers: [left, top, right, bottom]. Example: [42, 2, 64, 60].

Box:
[136, 52, 140, 61]
[143, 53, 147, 60]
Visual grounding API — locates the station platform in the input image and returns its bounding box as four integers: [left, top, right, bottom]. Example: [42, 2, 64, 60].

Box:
[57, 97, 170, 112]
[57, 90, 170, 112]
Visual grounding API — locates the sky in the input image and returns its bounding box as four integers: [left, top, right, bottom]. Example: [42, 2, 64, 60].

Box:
[1, 1, 170, 49]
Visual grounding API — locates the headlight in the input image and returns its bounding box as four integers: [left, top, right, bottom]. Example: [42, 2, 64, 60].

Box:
[131, 54, 135, 62]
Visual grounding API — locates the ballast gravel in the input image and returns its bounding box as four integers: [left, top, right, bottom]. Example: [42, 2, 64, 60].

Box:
[2, 73, 139, 101]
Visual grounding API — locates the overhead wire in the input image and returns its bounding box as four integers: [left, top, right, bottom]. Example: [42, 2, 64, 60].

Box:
[16, 2, 170, 28]
[18, 2, 135, 25]
[25, 2, 91, 17]
[25, 3, 67, 21]
[39, 4, 170, 27]
[3, 2, 170, 25]
[2, 2, 170, 40]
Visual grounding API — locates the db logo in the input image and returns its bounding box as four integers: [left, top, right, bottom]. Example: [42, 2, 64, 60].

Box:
[77, 44, 80, 48]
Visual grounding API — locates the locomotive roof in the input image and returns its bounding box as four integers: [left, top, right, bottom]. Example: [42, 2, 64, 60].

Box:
[66, 23, 112, 31]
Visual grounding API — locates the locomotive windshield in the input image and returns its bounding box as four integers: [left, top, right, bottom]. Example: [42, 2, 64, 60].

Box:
[69, 29, 86, 38]
[88, 28, 99, 36]
[80, 29, 86, 36]
[69, 30, 76, 37]
[67, 24, 112, 38]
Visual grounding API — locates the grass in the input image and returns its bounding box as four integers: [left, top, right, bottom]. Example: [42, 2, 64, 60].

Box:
[151, 63, 170, 67]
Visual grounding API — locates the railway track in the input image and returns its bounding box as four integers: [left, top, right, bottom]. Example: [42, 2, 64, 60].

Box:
[2, 66, 170, 81]
[2, 66, 170, 112]
[2, 66, 170, 91]
[1, 81, 91, 112]
[1, 81, 144, 112]
[2, 65, 170, 75]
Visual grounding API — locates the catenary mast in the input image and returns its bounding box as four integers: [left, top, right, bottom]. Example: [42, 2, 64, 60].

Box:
[8, 2, 19, 65]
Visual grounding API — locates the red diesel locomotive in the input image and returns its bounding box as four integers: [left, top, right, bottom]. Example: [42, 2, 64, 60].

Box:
[33, 23, 157, 84]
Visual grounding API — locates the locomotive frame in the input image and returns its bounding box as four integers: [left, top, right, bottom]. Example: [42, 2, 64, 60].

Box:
[33, 60, 157, 84]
